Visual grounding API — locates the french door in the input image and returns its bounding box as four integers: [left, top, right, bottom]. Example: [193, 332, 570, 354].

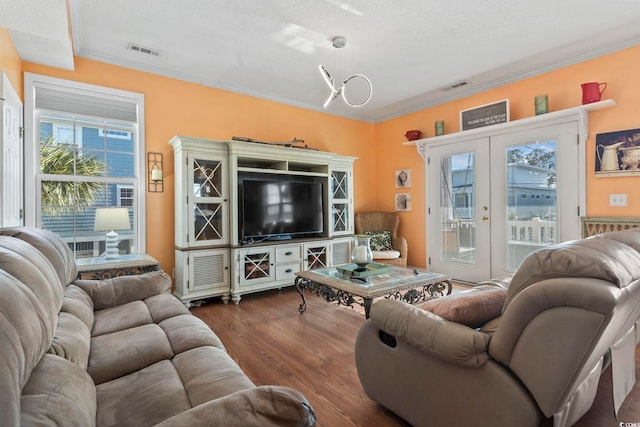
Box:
[427, 121, 580, 283]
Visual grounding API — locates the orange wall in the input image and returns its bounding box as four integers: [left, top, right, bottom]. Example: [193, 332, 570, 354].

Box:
[23, 57, 376, 273]
[0, 28, 23, 97]
[375, 45, 640, 267]
[7, 30, 640, 272]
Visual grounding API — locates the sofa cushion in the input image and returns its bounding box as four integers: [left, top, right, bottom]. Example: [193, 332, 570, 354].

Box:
[74, 270, 172, 310]
[96, 360, 191, 427]
[418, 285, 507, 329]
[172, 346, 255, 406]
[49, 312, 91, 370]
[159, 314, 225, 354]
[62, 284, 95, 331]
[0, 236, 64, 325]
[154, 386, 316, 427]
[0, 270, 55, 425]
[89, 324, 174, 385]
[365, 230, 394, 251]
[92, 300, 153, 337]
[21, 354, 96, 427]
[505, 238, 640, 309]
[145, 293, 191, 323]
[370, 298, 491, 367]
[476, 274, 513, 289]
[0, 226, 78, 286]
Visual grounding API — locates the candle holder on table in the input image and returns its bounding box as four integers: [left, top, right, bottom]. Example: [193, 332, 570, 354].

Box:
[352, 235, 373, 271]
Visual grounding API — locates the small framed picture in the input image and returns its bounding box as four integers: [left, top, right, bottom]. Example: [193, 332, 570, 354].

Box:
[595, 128, 640, 176]
[395, 169, 411, 188]
[395, 193, 411, 211]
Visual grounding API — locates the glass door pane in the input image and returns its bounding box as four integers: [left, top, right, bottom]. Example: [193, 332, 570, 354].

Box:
[491, 121, 579, 278]
[440, 152, 477, 264]
[188, 154, 227, 246]
[428, 138, 491, 283]
[193, 158, 222, 198]
[505, 141, 557, 270]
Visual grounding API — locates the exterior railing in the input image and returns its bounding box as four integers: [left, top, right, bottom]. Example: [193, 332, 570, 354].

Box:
[446, 218, 556, 245]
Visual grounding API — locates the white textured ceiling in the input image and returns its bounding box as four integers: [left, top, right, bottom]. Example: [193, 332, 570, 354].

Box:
[4, 0, 640, 122]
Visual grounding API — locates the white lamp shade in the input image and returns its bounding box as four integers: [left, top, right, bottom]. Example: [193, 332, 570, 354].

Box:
[94, 208, 131, 232]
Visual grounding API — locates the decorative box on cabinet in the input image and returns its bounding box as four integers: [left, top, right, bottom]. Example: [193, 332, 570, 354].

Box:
[174, 248, 230, 306]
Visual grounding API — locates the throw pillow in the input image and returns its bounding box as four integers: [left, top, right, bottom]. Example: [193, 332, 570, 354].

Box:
[364, 231, 394, 251]
[372, 250, 400, 259]
[417, 286, 507, 329]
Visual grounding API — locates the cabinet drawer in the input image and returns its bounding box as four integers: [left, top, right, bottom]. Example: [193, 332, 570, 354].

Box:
[275, 263, 301, 281]
[275, 246, 302, 263]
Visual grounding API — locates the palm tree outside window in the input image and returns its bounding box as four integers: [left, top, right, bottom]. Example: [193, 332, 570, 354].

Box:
[24, 73, 146, 259]
[38, 113, 138, 258]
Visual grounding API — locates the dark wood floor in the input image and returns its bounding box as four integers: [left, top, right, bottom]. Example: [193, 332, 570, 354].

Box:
[190, 287, 640, 427]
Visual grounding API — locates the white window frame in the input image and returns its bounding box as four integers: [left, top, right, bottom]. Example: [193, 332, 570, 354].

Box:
[24, 73, 146, 253]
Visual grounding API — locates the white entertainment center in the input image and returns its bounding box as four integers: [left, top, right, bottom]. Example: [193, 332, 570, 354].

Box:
[170, 136, 356, 306]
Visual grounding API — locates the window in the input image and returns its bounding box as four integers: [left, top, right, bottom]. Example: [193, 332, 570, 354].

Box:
[99, 129, 132, 140]
[118, 185, 134, 207]
[53, 122, 82, 146]
[24, 74, 146, 258]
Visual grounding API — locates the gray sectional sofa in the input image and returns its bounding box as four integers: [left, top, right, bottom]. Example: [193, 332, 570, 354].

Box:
[0, 226, 315, 426]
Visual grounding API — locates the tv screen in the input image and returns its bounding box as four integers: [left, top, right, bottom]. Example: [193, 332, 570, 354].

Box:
[241, 180, 324, 240]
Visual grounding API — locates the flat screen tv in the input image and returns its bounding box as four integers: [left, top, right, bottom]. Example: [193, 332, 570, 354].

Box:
[241, 179, 324, 242]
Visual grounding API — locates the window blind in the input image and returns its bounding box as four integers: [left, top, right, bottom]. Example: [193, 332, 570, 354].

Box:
[34, 84, 138, 122]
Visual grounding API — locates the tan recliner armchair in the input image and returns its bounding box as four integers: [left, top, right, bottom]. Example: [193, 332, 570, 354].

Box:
[355, 229, 640, 427]
[354, 211, 408, 267]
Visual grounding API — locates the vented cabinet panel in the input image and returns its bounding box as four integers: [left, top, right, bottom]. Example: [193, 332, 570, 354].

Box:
[332, 238, 352, 265]
[188, 249, 229, 293]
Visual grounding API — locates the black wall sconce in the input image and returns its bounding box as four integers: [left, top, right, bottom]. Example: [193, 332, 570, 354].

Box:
[147, 152, 163, 192]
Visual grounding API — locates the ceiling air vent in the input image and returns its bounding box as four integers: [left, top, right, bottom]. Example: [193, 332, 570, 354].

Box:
[443, 81, 468, 91]
[127, 43, 160, 57]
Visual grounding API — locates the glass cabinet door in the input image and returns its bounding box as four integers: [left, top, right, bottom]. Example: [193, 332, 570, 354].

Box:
[188, 154, 228, 246]
[239, 249, 274, 285]
[331, 169, 352, 235]
[304, 243, 330, 270]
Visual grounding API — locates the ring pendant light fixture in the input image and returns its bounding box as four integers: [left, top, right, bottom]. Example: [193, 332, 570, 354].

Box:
[318, 36, 372, 108]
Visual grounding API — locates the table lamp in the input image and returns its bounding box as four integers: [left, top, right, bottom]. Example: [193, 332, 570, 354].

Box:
[94, 207, 131, 260]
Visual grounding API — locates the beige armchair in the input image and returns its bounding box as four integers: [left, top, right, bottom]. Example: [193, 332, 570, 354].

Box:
[355, 229, 640, 427]
[354, 211, 407, 267]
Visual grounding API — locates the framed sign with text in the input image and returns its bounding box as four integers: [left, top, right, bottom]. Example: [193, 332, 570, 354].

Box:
[460, 99, 510, 131]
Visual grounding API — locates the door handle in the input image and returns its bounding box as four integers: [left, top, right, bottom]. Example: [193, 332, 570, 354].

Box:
[482, 216, 489, 222]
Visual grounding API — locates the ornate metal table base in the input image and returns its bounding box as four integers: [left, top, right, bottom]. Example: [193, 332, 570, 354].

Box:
[295, 276, 452, 319]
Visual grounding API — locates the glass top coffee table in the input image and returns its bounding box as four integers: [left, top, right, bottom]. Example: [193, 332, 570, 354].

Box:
[295, 265, 452, 318]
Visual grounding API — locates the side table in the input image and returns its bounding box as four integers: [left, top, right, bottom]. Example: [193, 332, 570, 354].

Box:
[76, 253, 161, 280]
